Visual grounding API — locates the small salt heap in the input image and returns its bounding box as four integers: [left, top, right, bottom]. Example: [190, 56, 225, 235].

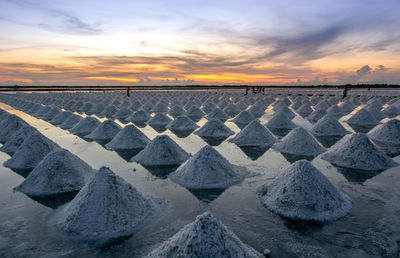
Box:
[101, 105, 118, 118]
[382, 105, 400, 118]
[296, 104, 313, 117]
[166, 116, 199, 132]
[195, 119, 234, 139]
[170, 145, 246, 189]
[346, 108, 380, 127]
[272, 127, 325, 157]
[148, 113, 172, 128]
[223, 103, 241, 117]
[310, 114, 350, 137]
[306, 109, 327, 124]
[265, 111, 296, 130]
[338, 101, 356, 114]
[206, 108, 229, 122]
[366, 105, 386, 121]
[59, 114, 82, 129]
[321, 133, 398, 170]
[132, 135, 190, 167]
[85, 119, 121, 141]
[42, 106, 62, 121]
[56, 167, 158, 241]
[185, 106, 205, 122]
[105, 124, 150, 151]
[326, 105, 344, 119]
[232, 110, 255, 129]
[144, 212, 261, 258]
[14, 149, 94, 197]
[274, 105, 295, 119]
[368, 119, 400, 156]
[258, 160, 352, 222]
[50, 111, 73, 125]
[113, 108, 133, 121]
[0, 114, 27, 143]
[69, 116, 100, 136]
[0, 126, 37, 155]
[4, 132, 58, 172]
[127, 109, 151, 124]
[230, 120, 276, 148]
[247, 105, 264, 118]
[168, 105, 185, 118]
[151, 102, 169, 113]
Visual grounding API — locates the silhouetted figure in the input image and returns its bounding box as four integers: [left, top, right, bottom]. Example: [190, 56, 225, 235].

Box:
[127, 87, 131, 97]
[342, 87, 348, 99]
[244, 87, 249, 95]
[252, 86, 256, 94]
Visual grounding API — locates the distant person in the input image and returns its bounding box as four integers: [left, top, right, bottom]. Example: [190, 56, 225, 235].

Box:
[127, 87, 130, 97]
[342, 87, 348, 99]
[252, 86, 256, 94]
[244, 87, 249, 95]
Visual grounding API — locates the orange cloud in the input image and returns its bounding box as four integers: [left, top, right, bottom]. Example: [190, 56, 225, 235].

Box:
[85, 76, 140, 82]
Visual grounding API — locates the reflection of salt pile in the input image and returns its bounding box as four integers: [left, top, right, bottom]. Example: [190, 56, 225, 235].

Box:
[69, 116, 100, 135]
[105, 124, 150, 151]
[127, 109, 150, 124]
[148, 113, 172, 127]
[346, 108, 380, 126]
[272, 127, 325, 156]
[310, 114, 349, 136]
[230, 120, 276, 148]
[368, 119, 400, 145]
[85, 119, 121, 141]
[195, 119, 234, 138]
[258, 160, 352, 222]
[265, 111, 296, 130]
[170, 145, 246, 189]
[232, 110, 255, 129]
[57, 167, 158, 240]
[167, 116, 199, 132]
[306, 109, 327, 124]
[4, 132, 58, 171]
[0, 114, 27, 143]
[321, 133, 398, 170]
[0, 126, 37, 155]
[132, 135, 190, 167]
[144, 212, 261, 258]
[15, 149, 94, 197]
[59, 114, 82, 129]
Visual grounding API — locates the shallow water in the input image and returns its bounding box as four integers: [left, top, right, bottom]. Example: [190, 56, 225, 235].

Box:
[0, 91, 399, 257]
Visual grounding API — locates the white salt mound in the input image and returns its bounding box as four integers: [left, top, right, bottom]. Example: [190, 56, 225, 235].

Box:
[230, 120, 277, 148]
[185, 106, 205, 121]
[14, 149, 94, 197]
[85, 119, 121, 141]
[168, 105, 185, 118]
[195, 119, 234, 138]
[0, 126, 37, 155]
[306, 109, 327, 124]
[368, 119, 400, 145]
[50, 111, 73, 125]
[70, 116, 100, 135]
[148, 113, 172, 127]
[247, 105, 264, 118]
[206, 108, 229, 122]
[166, 116, 199, 132]
[170, 145, 246, 189]
[321, 133, 398, 170]
[56, 167, 157, 240]
[0, 114, 27, 143]
[296, 104, 313, 117]
[59, 114, 82, 129]
[310, 114, 350, 137]
[272, 127, 325, 156]
[265, 111, 296, 130]
[259, 160, 352, 222]
[4, 132, 58, 171]
[144, 212, 261, 258]
[346, 108, 380, 126]
[132, 135, 190, 167]
[232, 110, 255, 129]
[105, 124, 150, 151]
[127, 109, 150, 124]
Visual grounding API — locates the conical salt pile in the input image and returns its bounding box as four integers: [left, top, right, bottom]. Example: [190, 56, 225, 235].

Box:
[85, 119, 121, 141]
[338, 101, 356, 114]
[195, 119, 234, 138]
[34, 106, 52, 118]
[69, 116, 100, 136]
[105, 124, 150, 151]
[170, 145, 246, 189]
[59, 114, 82, 129]
[206, 108, 229, 122]
[368, 119, 400, 146]
[167, 116, 199, 132]
[382, 105, 400, 118]
[230, 120, 276, 148]
[113, 108, 133, 121]
[50, 111, 73, 125]
[151, 102, 169, 113]
[42, 107, 62, 121]
[127, 109, 150, 124]
[14, 149, 94, 197]
[144, 212, 261, 258]
[326, 105, 344, 119]
[274, 105, 295, 119]
[56, 167, 158, 241]
[201, 102, 217, 114]
[366, 105, 386, 121]
[0, 126, 37, 155]
[296, 104, 313, 117]
[346, 108, 380, 126]
[132, 135, 190, 167]
[314, 100, 330, 111]
[272, 127, 325, 156]
[185, 106, 205, 122]
[310, 114, 350, 137]
[258, 160, 352, 222]
[247, 105, 264, 118]
[101, 105, 118, 118]
[232, 110, 255, 129]
[306, 109, 327, 124]
[321, 133, 398, 170]
[148, 113, 172, 128]
[265, 111, 296, 130]
[223, 103, 241, 117]
[0, 114, 27, 143]
[4, 132, 58, 171]
[168, 105, 185, 118]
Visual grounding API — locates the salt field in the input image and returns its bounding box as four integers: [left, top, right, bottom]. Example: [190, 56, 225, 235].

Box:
[0, 88, 400, 257]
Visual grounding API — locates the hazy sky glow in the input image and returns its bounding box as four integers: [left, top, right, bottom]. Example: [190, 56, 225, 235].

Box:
[1, 0, 400, 85]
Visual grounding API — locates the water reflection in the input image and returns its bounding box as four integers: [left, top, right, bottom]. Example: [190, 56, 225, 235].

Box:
[237, 146, 270, 160]
[169, 129, 195, 138]
[186, 188, 226, 203]
[198, 136, 228, 146]
[315, 135, 344, 148]
[143, 165, 179, 179]
[280, 153, 315, 163]
[269, 128, 292, 138]
[335, 166, 384, 183]
[346, 123, 376, 134]
[27, 191, 78, 209]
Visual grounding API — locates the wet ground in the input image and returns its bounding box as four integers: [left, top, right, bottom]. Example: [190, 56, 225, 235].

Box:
[0, 90, 399, 257]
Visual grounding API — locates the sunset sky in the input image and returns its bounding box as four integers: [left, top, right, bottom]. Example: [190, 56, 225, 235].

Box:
[1, 0, 400, 86]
